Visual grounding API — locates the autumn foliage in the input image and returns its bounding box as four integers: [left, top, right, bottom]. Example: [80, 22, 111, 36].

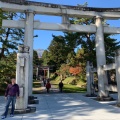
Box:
[69, 66, 82, 76]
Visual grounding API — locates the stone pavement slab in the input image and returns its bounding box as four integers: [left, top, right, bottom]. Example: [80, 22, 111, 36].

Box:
[0, 93, 120, 120]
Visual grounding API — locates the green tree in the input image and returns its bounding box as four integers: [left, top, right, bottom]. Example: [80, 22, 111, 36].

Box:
[0, 11, 25, 84]
[0, 52, 17, 83]
[59, 64, 70, 79]
[33, 50, 42, 66]
[41, 50, 50, 66]
[67, 51, 77, 66]
[104, 34, 120, 64]
[0, 12, 24, 59]
[47, 35, 69, 69]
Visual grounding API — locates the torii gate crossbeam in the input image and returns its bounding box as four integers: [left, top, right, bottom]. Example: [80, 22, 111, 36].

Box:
[2, 20, 120, 34]
[1, 1, 120, 19]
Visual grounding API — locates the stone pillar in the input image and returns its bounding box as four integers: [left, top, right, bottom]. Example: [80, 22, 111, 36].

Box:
[24, 10, 34, 96]
[48, 67, 50, 78]
[90, 63, 95, 95]
[115, 49, 120, 104]
[86, 61, 91, 95]
[90, 72, 95, 95]
[36, 67, 39, 80]
[62, 15, 69, 24]
[95, 16, 109, 97]
[60, 6, 70, 25]
[16, 45, 30, 109]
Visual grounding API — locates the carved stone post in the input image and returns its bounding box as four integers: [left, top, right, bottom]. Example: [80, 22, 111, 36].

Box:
[86, 61, 91, 95]
[36, 67, 39, 80]
[90, 63, 95, 95]
[86, 61, 95, 96]
[16, 45, 30, 110]
[48, 67, 50, 78]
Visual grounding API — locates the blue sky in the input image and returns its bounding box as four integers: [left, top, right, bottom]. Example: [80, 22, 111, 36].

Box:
[33, 0, 120, 50]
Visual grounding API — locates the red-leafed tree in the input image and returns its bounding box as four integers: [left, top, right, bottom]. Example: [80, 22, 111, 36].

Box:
[69, 66, 82, 76]
[69, 65, 82, 85]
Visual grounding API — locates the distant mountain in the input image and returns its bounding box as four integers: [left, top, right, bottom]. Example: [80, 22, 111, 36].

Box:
[36, 49, 44, 58]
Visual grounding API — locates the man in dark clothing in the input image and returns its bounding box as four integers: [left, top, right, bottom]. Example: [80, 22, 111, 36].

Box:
[1, 78, 20, 119]
[59, 81, 64, 93]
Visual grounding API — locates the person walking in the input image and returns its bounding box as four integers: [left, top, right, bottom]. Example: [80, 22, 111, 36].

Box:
[43, 78, 46, 87]
[46, 80, 51, 93]
[1, 78, 20, 119]
[59, 80, 64, 93]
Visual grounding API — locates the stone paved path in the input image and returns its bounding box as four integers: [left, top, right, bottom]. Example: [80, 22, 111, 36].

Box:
[0, 93, 120, 120]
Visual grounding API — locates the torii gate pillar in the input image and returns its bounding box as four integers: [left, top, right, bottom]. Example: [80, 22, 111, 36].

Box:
[48, 67, 50, 78]
[24, 10, 34, 96]
[115, 49, 120, 105]
[95, 16, 109, 98]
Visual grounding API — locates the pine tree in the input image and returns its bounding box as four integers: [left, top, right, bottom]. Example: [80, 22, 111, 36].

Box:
[47, 35, 69, 69]
[104, 34, 120, 64]
[0, 11, 25, 83]
[0, 52, 17, 83]
[0, 11, 24, 59]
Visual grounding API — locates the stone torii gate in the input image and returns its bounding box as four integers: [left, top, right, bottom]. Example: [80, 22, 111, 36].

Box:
[1, 0, 120, 110]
